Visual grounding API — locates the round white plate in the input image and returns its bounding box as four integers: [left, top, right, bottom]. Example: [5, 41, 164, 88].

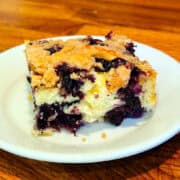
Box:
[0, 36, 179, 163]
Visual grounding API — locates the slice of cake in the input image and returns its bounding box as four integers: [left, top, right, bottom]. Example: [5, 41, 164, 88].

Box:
[25, 32, 157, 135]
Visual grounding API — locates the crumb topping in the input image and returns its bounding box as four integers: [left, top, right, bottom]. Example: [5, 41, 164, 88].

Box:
[25, 33, 156, 92]
[42, 68, 59, 88]
[106, 66, 131, 93]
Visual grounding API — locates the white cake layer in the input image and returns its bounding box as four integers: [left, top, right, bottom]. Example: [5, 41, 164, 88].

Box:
[35, 88, 79, 106]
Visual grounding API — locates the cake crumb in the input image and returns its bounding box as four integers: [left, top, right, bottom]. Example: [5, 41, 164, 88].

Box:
[32, 129, 53, 136]
[82, 137, 87, 142]
[101, 132, 107, 139]
[28, 94, 33, 101]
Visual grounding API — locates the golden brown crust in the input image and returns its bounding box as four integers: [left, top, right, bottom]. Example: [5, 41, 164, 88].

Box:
[106, 66, 131, 93]
[25, 33, 156, 91]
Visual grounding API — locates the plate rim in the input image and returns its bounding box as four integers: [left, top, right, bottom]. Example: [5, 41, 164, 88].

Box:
[0, 127, 179, 163]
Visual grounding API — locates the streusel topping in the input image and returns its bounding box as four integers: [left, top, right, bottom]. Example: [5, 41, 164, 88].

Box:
[25, 33, 156, 91]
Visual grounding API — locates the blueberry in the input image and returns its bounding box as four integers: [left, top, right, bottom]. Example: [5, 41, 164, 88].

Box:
[85, 36, 105, 46]
[105, 107, 125, 125]
[94, 58, 127, 72]
[125, 42, 136, 56]
[36, 102, 83, 133]
[128, 67, 143, 94]
[55, 64, 84, 98]
[105, 31, 113, 40]
[37, 118, 48, 130]
[26, 76, 31, 83]
[125, 96, 144, 118]
[106, 66, 145, 125]
[45, 44, 63, 55]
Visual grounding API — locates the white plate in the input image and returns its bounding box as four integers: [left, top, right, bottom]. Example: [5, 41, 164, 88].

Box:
[0, 36, 179, 163]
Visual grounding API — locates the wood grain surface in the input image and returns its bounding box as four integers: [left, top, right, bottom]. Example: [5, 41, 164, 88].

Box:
[0, 0, 180, 179]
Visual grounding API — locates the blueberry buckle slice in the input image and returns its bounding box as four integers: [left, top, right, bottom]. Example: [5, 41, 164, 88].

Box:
[25, 32, 156, 135]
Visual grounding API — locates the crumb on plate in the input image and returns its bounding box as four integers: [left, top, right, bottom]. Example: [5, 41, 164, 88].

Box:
[28, 93, 33, 101]
[101, 132, 107, 139]
[81, 137, 87, 142]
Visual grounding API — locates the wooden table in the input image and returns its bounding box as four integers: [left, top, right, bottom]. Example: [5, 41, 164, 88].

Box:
[0, 0, 180, 179]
